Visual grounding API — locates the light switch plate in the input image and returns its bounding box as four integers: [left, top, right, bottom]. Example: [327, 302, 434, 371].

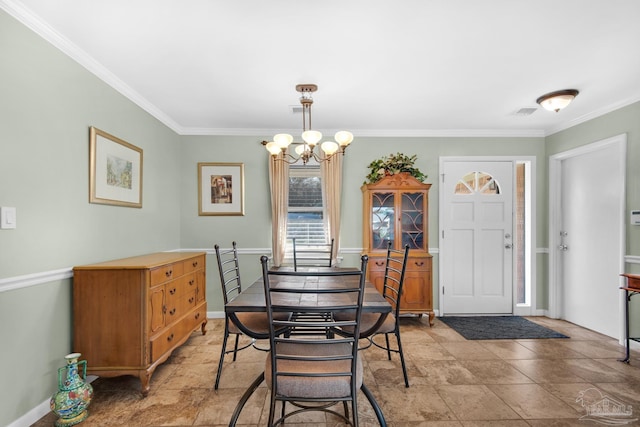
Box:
[0, 207, 17, 229]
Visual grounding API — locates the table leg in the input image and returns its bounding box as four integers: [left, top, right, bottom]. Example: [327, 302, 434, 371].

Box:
[619, 289, 631, 363]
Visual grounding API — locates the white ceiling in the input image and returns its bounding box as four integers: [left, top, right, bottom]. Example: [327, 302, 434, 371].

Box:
[4, 0, 640, 137]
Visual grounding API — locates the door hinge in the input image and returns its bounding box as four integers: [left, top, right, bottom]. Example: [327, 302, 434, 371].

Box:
[442, 286, 445, 295]
[441, 173, 445, 183]
[442, 230, 444, 239]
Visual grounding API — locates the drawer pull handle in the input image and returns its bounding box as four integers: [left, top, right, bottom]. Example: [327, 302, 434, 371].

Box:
[195, 312, 200, 319]
[165, 270, 173, 277]
[189, 280, 195, 286]
[375, 261, 385, 266]
[415, 261, 424, 266]
[170, 288, 176, 295]
[189, 297, 195, 304]
[169, 308, 176, 315]
[192, 261, 198, 267]
[167, 333, 174, 342]
[162, 305, 167, 314]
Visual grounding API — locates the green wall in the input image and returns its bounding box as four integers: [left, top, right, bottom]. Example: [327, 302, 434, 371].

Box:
[179, 136, 546, 312]
[2, 6, 640, 426]
[0, 10, 182, 426]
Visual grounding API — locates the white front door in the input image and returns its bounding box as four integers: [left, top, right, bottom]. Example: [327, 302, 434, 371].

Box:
[441, 161, 514, 314]
[551, 136, 626, 338]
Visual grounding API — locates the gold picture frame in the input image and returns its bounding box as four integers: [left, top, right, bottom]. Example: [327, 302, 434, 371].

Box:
[89, 127, 143, 208]
[198, 162, 245, 216]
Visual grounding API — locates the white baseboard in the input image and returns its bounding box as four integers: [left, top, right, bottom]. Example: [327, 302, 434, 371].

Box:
[7, 400, 50, 427]
[7, 378, 98, 427]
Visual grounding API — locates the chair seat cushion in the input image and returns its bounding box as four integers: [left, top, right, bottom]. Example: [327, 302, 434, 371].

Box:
[335, 312, 396, 336]
[265, 341, 363, 399]
[229, 312, 289, 335]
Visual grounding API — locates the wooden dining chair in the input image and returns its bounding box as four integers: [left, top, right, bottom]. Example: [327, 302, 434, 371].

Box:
[336, 242, 411, 387]
[259, 254, 386, 426]
[214, 242, 288, 390]
[292, 237, 334, 271]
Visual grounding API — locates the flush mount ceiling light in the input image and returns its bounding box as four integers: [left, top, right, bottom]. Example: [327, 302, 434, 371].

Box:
[262, 84, 353, 165]
[536, 89, 579, 112]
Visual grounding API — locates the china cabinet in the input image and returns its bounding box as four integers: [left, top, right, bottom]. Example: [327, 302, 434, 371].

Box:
[362, 173, 433, 325]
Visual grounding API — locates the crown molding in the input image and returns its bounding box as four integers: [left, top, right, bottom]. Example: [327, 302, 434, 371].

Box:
[1, 0, 186, 134]
[544, 94, 640, 136]
[181, 127, 546, 138]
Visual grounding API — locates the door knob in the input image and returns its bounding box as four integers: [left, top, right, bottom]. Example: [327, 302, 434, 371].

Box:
[505, 244, 513, 249]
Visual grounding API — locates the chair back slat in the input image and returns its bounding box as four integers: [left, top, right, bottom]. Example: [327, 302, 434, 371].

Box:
[215, 242, 242, 304]
[292, 237, 335, 271]
[382, 242, 410, 314]
[260, 255, 369, 425]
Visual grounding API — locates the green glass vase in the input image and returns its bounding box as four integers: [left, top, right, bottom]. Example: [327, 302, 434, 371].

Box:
[50, 353, 93, 426]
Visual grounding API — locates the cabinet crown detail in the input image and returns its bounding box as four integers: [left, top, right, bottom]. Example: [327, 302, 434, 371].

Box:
[362, 172, 431, 189]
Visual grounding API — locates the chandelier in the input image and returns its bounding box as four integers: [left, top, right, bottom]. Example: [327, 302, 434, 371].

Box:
[262, 84, 353, 165]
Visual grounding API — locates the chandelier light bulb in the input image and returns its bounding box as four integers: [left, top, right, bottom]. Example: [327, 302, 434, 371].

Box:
[295, 144, 311, 156]
[334, 131, 354, 147]
[302, 130, 322, 146]
[265, 141, 282, 156]
[321, 141, 339, 156]
[273, 133, 293, 148]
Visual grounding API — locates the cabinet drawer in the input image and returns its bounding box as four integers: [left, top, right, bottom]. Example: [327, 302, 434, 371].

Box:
[368, 257, 387, 272]
[150, 305, 206, 362]
[187, 303, 207, 331]
[174, 289, 197, 320]
[184, 272, 198, 292]
[183, 255, 205, 274]
[164, 278, 198, 325]
[407, 256, 431, 272]
[150, 263, 184, 286]
[150, 323, 180, 362]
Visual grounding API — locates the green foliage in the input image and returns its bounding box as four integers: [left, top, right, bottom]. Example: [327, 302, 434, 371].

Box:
[364, 152, 428, 184]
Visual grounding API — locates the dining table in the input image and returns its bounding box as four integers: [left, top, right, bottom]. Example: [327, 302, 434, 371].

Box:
[224, 267, 391, 426]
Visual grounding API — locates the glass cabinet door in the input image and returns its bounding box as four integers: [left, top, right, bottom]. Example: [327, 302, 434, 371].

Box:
[400, 192, 424, 250]
[371, 192, 395, 250]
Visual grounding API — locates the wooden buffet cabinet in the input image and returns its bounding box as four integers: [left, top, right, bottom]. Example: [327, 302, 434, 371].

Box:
[72, 252, 207, 396]
[362, 173, 434, 325]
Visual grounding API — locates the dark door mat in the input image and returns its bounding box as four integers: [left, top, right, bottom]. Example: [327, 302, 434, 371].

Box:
[439, 316, 569, 340]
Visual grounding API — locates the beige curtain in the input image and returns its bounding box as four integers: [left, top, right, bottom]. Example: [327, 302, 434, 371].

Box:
[268, 154, 289, 267]
[320, 152, 343, 264]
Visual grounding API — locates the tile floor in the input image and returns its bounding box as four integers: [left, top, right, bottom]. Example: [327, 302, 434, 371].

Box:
[34, 316, 640, 426]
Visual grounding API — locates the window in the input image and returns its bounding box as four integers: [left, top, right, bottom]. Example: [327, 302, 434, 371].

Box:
[287, 164, 327, 245]
[454, 171, 500, 195]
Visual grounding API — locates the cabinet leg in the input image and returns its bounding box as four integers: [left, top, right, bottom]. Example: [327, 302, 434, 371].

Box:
[428, 311, 435, 327]
[140, 372, 151, 397]
[201, 319, 208, 335]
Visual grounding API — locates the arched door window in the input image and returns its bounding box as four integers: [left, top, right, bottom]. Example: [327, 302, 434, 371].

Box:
[454, 171, 500, 195]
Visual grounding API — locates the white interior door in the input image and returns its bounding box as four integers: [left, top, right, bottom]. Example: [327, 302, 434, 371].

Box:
[554, 137, 626, 338]
[441, 161, 514, 314]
